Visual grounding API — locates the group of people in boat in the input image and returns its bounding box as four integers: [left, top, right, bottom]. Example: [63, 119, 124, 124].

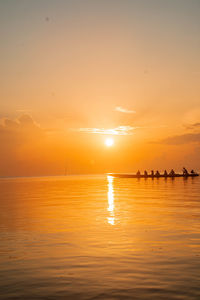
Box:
[136, 167, 196, 177]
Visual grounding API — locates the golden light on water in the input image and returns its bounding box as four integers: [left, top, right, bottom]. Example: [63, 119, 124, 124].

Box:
[107, 175, 115, 225]
[105, 138, 114, 147]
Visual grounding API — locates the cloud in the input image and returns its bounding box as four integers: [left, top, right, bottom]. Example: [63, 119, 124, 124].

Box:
[115, 106, 136, 114]
[16, 109, 31, 113]
[75, 125, 137, 135]
[0, 114, 44, 147]
[185, 122, 200, 130]
[0, 114, 42, 131]
[0, 114, 47, 175]
[192, 122, 200, 127]
[159, 133, 200, 145]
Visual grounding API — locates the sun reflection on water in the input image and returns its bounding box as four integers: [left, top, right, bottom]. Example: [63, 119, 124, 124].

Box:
[107, 175, 115, 225]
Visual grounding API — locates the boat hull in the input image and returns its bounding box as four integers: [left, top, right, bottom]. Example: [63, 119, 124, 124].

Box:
[109, 173, 199, 179]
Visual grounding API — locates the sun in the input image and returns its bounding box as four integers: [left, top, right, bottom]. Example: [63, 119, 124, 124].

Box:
[105, 137, 114, 147]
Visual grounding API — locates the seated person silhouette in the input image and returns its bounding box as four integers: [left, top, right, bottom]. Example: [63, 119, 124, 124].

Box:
[136, 170, 141, 176]
[155, 170, 160, 177]
[151, 170, 154, 176]
[183, 167, 188, 175]
[169, 169, 175, 176]
[164, 170, 168, 176]
[144, 170, 148, 177]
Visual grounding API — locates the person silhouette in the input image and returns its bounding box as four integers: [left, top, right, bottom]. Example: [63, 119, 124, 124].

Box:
[183, 167, 188, 175]
[136, 170, 141, 176]
[155, 170, 160, 177]
[169, 169, 175, 176]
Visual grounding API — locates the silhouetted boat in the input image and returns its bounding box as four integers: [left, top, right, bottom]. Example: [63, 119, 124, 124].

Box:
[109, 173, 199, 178]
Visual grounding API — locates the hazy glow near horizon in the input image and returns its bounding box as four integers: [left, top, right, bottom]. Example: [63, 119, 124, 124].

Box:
[0, 0, 200, 176]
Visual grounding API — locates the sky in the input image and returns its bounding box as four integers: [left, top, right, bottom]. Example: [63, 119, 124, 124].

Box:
[0, 0, 200, 176]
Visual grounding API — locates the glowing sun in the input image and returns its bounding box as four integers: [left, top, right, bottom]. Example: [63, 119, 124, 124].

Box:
[105, 137, 114, 147]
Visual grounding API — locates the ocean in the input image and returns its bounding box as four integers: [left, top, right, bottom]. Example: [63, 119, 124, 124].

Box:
[0, 175, 200, 299]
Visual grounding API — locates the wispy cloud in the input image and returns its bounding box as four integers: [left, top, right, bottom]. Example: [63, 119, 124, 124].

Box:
[185, 122, 200, 130]
[115, 106, 136, 114]
[158, 133, 200, 145]
[193, 122, 200, 127]
[75, 126, 137, 135]
[16, 109, 32, 113]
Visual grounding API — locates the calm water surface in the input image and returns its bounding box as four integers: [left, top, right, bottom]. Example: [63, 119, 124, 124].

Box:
[0, 175, 200, 299]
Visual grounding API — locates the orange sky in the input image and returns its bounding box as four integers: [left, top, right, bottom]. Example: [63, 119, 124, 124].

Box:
[0, 0, 200, 176]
